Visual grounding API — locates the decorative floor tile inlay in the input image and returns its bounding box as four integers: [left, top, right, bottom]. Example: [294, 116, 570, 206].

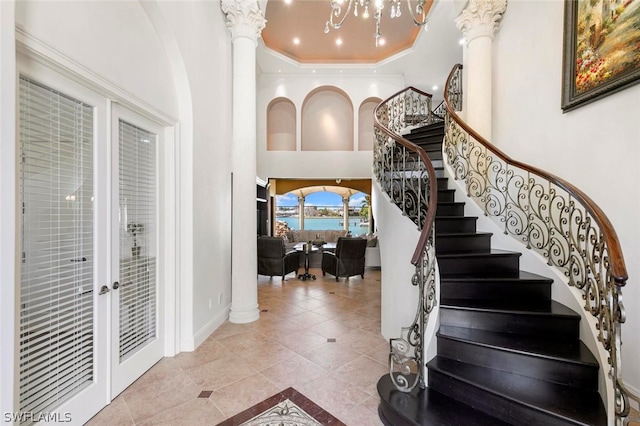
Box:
[241, 399, 318, 426]
[198, 390, 213, 398]
[216, 387, 345, 426]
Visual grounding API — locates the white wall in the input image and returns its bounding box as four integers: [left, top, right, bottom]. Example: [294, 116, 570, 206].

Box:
[257, 73, 404, 179]
[373, 182, 421, 339]
[15, 0, 178, 119]
[492, 0, 640, 401]
[152, 1, 234, 350]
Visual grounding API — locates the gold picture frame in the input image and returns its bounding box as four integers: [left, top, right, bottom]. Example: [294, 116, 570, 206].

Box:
[561, 0, 640, 112]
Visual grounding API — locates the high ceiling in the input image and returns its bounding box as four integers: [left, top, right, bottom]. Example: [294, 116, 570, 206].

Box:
[261, 0, 433, 63]
[256, 0, 464, 95]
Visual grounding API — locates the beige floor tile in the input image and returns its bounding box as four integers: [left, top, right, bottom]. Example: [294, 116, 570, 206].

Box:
[174, 340, 228, 371]
[122, 372, 201, 424]
[331, 355, 388, 395]
[259, 353, 329, 390]
[86, 396, 134, 426]
[299, 376, 370, 415]
[299, 341, 362, 371]
[215, 329, 273, 353]
[338, 329, 387, 354]
[288, 310, 332, 327]
[238, 342, 297, 370]
[210, 373, 280, 418]
[277, 328, 328, 354]
[185, 354, 257, 390]
[137, 398, 226, 426]
[310, 319, 354, 339]
[90, 269, 386, 425]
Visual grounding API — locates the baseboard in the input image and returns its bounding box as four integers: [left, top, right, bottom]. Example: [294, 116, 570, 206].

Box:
[625, 381, 640, 410]
[192, 304, 231, 350]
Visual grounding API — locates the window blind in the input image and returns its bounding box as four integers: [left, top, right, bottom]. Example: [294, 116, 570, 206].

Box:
[118, 120, 157, 361]
[18, 76, 94, 422]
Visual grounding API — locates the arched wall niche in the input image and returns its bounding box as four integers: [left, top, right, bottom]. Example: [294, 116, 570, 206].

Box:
[301, 86, 353, 151]
[358, 97, 381, 151]
[267, 97, 296, 151]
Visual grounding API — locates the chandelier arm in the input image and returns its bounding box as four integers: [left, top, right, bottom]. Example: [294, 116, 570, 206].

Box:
[404, 0, 429, 26]
[326, 0, 355, 30]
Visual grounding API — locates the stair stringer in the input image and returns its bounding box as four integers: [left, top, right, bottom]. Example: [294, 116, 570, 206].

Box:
[440, 159, 615, 424]
[372, 179, 441, 384]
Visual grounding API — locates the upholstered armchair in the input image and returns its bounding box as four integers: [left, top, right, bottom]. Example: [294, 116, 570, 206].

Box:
[257, 236, 300, 280]
[321, 237, 368, 281]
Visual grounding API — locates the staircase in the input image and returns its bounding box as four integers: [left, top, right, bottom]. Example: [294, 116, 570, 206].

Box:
[377, 121, 608, 425]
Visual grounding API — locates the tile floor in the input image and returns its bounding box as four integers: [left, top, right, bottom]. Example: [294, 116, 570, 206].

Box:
[86, 266, 640, 426]
[87, 268, 387, 425]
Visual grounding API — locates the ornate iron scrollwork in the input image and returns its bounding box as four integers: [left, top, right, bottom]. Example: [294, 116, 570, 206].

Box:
[442, 64, 629, 425]
[374, 87, 440, 392]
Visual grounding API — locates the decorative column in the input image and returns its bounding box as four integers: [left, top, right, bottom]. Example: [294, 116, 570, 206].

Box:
[455, 0, 507, 141]
[343, 197, 350, 232]
[222, 0, 265, 324]
[298, 196, 305, 230]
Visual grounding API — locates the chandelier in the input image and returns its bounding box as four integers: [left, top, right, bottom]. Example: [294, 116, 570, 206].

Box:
[324, 0, 429, 47]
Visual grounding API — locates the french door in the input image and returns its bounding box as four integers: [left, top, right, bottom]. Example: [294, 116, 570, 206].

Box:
[110, 106, 164, 397]
[18, 70, 165, 424]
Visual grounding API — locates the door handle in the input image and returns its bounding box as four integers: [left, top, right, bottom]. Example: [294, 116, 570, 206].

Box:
[112, 281, 120, 290]
[98, 285, 110, 295]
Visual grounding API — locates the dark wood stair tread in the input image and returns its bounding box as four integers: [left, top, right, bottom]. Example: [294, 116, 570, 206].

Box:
[427, 357, 607, 425]
[377, 374, 511, 426]
[440, 299, 579, 317]
[437, 325, 598, 367]
[440, 270, 553, 283]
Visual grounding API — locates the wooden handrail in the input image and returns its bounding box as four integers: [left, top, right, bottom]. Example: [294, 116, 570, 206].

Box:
[373, 89, 438, 266]
[443, 64, 627, 285]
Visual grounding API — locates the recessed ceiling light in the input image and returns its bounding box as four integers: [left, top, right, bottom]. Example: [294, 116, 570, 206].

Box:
[459, 38, 466, 45]
[432, 85, 438, 91]
[340, 70, 343, 73]
[336, 38, 343, 46]
[312, 69, 316, 73]
[293, 37, 300, 45]
[284, 0, 292, 4]
[378, 38, 386, 46]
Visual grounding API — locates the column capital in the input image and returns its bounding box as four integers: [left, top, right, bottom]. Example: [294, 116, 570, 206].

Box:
[221, 0, 266, 44]
[455, 0, 507, 43]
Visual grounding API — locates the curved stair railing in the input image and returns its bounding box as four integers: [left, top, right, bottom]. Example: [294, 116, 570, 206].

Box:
[373, 87, 442, 392]
[443, 64, 630, 424]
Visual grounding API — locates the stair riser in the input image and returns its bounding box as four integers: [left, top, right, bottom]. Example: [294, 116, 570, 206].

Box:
[435, 217, 477, 234]
[440, 280, 551, 302]
[439, 308, 579, 339]
[436, 203, 465, 217]
[437, 337, 598, 390]
[437, 178, 449, 190]
[437, 190, 455, 203]
[428, 369, 581, 426]
[411, 138, 443, 149]
[438, 254, 520, 277]
[408, 128, 445, 138]
[436, 234, 492, 254]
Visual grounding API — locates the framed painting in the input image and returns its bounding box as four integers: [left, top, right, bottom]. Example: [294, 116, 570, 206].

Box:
[562, 0, 640, 112]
